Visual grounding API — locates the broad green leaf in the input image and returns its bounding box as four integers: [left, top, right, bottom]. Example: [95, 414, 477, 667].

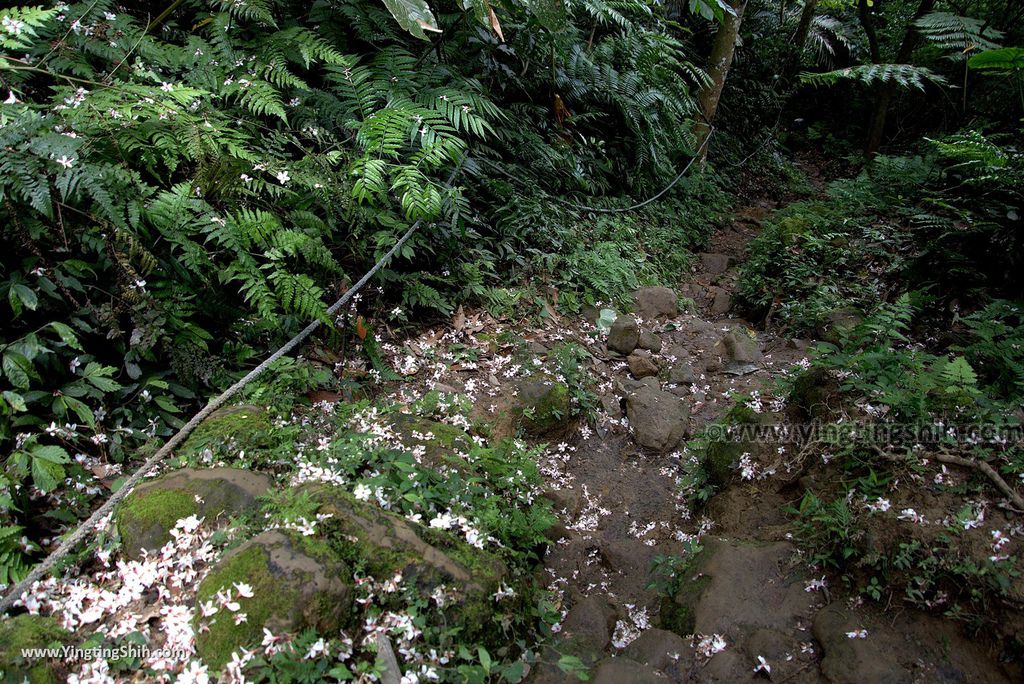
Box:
[50, 322, 83, 350]
[154, 395, 180, 413]
[378, 0, 441, 39]
[3, 351, 34, 389]
[82, 362, 123, 392]
[968, 47, 1024, 73]
[63, 396, 96, 426]
[32, 444, 70, 464]
[31, 457, 65, 493]
[2, 390, 27, 412]
[9, 283, 38, 313]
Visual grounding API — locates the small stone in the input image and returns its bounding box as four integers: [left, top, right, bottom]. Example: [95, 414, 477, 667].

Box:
[592, 658, 668, 684]
[699, 253, 734, 275]
[716, 326, 762, 366]
[608, 315, 641, 355]
[600, 394, 623, 419]
[627, 350, 660, 378]
[666, 364, 696, 385]
[637, 329, 662, 352]
[626, 386, 690, 453]
[561, 595, 617, 652]
[632, 287, 679, 320]
[709, 288, 731, 316]
[624, 628, 692, 671]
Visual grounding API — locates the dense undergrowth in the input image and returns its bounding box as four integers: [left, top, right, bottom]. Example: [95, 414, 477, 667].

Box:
[1, 0, 1024, 679]
[0, 0, 726, 580]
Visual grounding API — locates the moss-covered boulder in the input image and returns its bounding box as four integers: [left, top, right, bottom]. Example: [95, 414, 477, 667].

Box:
[194, 530, 352, 669]
[703, 405, 778, 488]
[515, 374, 570, 434]
[305, 486, 513, 645]
[385, 413, 474, 471]
[789, 368, 841, 420]
[178, 404, 274, 460]
[817, 307, 863, 345]
[116, 467, 272, 558]
[0, 615, 70, 684]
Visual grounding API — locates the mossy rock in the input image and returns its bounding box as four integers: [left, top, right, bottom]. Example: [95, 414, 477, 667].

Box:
[658, 549, 711, 637]
[178, 404, 274, 460]
[511, 340, 548, 366]
[116, 467, 272, 558]
[703, 405, 775, 488]
[515, 374, 570, 434]
[304, 486, 514, 647]
[0, 615, 70, 684]
[385, 413, 474, 472]
[817, 307, 863, 346]
[789, 368, 840, 420]
[194, 530, 352, 670]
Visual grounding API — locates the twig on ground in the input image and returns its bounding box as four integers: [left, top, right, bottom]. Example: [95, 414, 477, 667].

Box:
[872, 446, 1024, 511]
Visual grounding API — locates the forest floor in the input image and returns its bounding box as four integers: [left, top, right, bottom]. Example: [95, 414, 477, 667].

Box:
[8, 165, 1019, 684]
[517, 191, 1013, 683]
[356, 168, 1016, 681]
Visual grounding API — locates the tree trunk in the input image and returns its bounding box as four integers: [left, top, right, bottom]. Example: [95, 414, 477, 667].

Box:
[695, 0, 748, 161]
[864, 0, 937, 157]
[784, 0, 820, 81]
[857, 0, 881, 64]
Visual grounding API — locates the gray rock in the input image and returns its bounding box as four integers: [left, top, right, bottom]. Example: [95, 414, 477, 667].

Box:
[716, 326, 762, 366]
[632, 287, 679, 321]
[699, 253, 734, 275]
[626, 386, 689, 453]
[561, 595, 617, 652]
[601, 538, 657, 578]
[709, 287, 732, 316]
[600, 394, 623, 419]
[117, 467, 273, 558]
[666, 364, 696, 386]
[813, 606, 909, 684]
[637, 329, 662, 352]
[592, 658, 668, 684]
[627, 350, 660, 379]
[608, 315, 640, 355]
[544, 487, 581, 518]
[624, 629, 692, 671]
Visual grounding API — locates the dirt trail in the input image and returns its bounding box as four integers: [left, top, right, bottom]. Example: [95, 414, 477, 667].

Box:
[528, 201, 1011, 683]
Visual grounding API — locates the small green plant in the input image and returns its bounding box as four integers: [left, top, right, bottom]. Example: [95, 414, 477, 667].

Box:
[788, 491, 862, 570]
[647, 541, 704, 598]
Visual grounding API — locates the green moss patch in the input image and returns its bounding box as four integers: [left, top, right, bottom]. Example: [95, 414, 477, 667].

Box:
[178, 404, 274, 461]
[194, 531, 352, 670]
[116, 488, 198, 556]
[0, 615, 71, 684]
[517, 374, 570, 434]
[194, 544, 296, 670]
[115, 468, 271, 557]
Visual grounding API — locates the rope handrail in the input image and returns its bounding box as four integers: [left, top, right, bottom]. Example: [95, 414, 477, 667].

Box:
[0, 163, 463, 615]
[481, 129, 713, 215]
